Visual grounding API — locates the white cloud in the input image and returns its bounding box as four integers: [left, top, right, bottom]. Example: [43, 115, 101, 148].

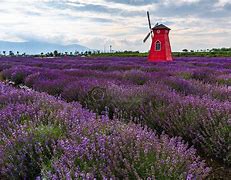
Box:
[0, 0, 230, 51]
[217, 0, 230, 6]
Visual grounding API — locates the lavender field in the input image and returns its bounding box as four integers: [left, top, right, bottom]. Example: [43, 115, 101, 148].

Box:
[0, 56, 230, 179]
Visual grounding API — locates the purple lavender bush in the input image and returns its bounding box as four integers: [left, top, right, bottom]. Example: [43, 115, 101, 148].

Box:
[0, 82, 211, 179]
[2, 66, 28, 85]
[0, 56, 231, 177]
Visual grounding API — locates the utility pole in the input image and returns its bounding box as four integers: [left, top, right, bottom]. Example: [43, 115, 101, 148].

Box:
[110, 45, 112, 53]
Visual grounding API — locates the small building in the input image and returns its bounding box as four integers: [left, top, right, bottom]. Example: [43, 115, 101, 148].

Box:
[148, 24, 173, 62]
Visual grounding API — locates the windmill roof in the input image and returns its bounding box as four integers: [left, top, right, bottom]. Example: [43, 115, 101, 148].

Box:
[152, 24, 171, 30]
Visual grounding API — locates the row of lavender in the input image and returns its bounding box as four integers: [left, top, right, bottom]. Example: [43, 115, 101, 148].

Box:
[0, 56, 230, 87]
[1, 61, 231, 101]
[0, 82, 210, 179]
[0, 57, 231, 168]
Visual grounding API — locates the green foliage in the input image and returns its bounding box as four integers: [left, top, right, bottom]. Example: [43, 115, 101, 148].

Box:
[134, 151, 157, 178]
[134, 151, 185, 179]
[11, 72, 26, 85]
[2, 121, 65, 179]
[177, 72, 192, 80]
[92, 51, 148, 57]
[123, 70, 149, 85]
[74, 157, 105, 174]
[217, 78, 231, 86]
[30, 124, 65, 142]
[173, 48, 231, 57]
[3, 139, 52, 179]
[92, 48, 231, 58]
[0, 72, 4, 81]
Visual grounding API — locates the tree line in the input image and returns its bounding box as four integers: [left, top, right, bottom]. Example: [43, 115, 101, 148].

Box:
[0, 48, 231, 57]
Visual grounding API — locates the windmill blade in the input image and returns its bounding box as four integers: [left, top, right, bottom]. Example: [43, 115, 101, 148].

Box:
[147, 11, 152, 30]
[151, 30, 154, 38]
[143, 32, 151, 43]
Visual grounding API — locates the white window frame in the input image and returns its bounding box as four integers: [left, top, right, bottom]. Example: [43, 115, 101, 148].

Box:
[155, 40, 161, 51]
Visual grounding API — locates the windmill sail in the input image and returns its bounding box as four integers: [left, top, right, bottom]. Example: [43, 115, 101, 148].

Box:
[143, 32, 151, 43]
[147, 11, 152, 30]
[143, 11, 155, 43]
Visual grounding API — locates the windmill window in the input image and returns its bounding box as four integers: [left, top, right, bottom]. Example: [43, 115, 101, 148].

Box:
[155, 41, 161, 51]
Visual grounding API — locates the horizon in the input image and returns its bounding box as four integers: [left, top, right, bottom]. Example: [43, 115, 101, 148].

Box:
[0, 0, 231, 52]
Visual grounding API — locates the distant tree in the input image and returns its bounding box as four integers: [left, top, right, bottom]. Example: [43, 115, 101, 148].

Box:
[190, 50, 194, 52]
[70, 52, 73, 56]
[84, 51, 88, 56]
[16, 51, 19, 56]
[221, 47, 227, 51]
[65, 52, 68, 56]
[9, 51, 14, 56]
[182, 49, 188, 52]
[75, 51, 79, 56]
[54, 50, 58, 57]
[74, 51, 79, 56]
[46, 52, 53, 57]
[3, 51, 6, 56]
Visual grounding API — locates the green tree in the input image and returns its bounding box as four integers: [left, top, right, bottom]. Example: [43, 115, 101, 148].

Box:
[182, 49, 188, 52]
[74, 51, 79, 56]
[9, 51, 14, 56]
[54, 50, 58, 57]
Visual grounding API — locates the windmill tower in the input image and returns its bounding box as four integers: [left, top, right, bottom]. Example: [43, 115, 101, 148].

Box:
[143, 11, 173, 62]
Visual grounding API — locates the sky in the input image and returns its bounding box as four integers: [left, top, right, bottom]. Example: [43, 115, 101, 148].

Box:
[0, 0, 230, 52]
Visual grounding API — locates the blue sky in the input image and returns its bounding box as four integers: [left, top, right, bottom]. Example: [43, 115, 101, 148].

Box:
[0, 0, 230, 51]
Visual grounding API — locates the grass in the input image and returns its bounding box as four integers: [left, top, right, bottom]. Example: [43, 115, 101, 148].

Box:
[90, 51, 231, 57]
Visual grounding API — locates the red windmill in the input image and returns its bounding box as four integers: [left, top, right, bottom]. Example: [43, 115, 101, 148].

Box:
[143, 11, 173, 62]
